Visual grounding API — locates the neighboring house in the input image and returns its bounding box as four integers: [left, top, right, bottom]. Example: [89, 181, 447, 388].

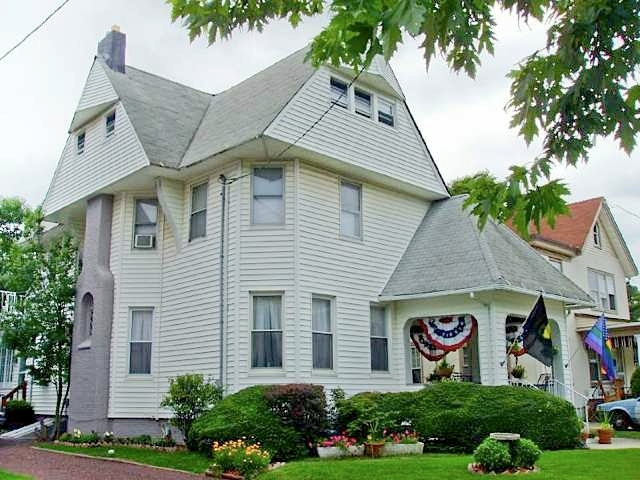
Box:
[511, 198, 639, 403]
[0, 291, 59, 414]
[42, 27, 593, 436]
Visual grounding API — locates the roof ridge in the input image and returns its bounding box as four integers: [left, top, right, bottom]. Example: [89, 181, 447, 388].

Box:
[567, 196, 603, 208]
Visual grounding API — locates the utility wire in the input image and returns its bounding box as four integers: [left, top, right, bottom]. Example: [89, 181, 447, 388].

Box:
[0, 0, 71, 64]
[610, 203, 640, 222]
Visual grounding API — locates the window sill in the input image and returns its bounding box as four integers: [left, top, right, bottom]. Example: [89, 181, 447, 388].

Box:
[248, 368, 285, 376]
[125, 374, 154, 380]
[339, 234, 364, 244]
[312, 369, 337, 378]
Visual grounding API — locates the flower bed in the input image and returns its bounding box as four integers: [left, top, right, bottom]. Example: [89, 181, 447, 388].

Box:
[56, 429, 179, 452]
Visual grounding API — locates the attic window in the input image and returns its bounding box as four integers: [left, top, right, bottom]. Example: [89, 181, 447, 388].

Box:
[77, 132, 85, 154]
[106, 111, 116, 136]
[354, 89, 372, 118]
[593, 223, 601, 248]
[330, 78, 348, 108]
[378, 97, 395, 126]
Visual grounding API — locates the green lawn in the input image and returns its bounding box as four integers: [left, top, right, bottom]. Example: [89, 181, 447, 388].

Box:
[0, 469, 32, 480]
[37, 443, 211, 474]
[615, 429, 640, 439]
[36, 444, 640, 479]
[260, 450, 640, 480]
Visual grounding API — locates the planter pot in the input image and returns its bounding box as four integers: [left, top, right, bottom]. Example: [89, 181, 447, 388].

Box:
[382, 442, 424, 456]
[436, 367, 453, 378]
[364, 441, 385, 458]
[597, 429, 614, 444]
[317, 445, 364, 458]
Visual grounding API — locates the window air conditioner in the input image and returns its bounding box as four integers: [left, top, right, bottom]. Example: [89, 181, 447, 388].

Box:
[134, 234, 155, 248]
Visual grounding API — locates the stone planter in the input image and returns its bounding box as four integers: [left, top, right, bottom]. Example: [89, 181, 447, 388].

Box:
[317, 445, 364, 458]
[383, 442, 424, 456]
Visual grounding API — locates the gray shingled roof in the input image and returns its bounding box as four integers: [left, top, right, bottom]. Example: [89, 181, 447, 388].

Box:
[180, 47, 315, 167]
[102, 63, 212, 168]
[382, 195, 593, 304]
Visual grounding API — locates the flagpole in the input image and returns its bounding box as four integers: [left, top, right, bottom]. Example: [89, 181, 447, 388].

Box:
[500, 294, 543, 367]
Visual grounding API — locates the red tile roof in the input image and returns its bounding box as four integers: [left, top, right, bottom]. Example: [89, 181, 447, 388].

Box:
[527, 197, 603, 251]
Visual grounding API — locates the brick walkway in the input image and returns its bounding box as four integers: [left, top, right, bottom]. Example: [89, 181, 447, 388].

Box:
[0, 441, 204, 479]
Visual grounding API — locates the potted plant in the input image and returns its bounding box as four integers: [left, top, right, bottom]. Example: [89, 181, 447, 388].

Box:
[435, 356, 453, 378]
[361, 414, 387, 457]
[510, 364, 526, 379]
[383, 430, 424, 456]
[597, 411, 615, 444]
[317, 434, 362, 458]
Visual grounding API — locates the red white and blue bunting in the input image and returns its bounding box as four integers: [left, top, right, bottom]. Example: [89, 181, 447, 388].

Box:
[410, 315, 477, 360]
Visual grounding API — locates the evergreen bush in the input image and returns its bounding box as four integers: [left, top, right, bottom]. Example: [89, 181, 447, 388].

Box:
[473, 438, 512, 472]
[513, 438, 542, 468]
[4, 399, 35, 429]
[630, 368, 640, 397]
[190, 385, 306, 461]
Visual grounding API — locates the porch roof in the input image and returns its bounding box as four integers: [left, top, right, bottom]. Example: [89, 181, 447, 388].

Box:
[381, 195, 594, 306]
[575, 314, 640, 336]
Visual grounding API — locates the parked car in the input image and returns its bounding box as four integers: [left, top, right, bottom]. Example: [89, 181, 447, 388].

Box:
[596, 397, 640, 430]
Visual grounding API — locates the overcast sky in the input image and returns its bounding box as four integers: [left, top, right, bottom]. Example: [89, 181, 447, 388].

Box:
[1, 0, 638, 285]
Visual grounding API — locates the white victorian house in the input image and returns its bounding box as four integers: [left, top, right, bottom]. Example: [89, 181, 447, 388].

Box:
[35, 28, 594, 436]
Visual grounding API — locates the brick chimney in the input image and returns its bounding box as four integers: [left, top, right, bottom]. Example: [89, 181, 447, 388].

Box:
[97, 25, 126, 73]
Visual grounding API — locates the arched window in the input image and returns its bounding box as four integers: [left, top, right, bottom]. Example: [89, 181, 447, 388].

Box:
[593, 222, 601, 247]
[81, 293, 94, 341]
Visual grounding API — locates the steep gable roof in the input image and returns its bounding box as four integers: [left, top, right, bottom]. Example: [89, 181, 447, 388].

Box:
[382, 195, 593, 305]
[101, 62, 212, 168]
[180, 47, 316, 167]
[527, 197, 602, 252]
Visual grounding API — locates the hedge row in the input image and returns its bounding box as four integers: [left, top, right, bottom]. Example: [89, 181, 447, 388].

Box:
[191, 382, 581, 460]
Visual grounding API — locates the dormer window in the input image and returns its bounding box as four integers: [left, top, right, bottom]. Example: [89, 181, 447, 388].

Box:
[378, 97, 395, 126]
[106, 111, 116, 136]
[330, 78, 348, 108]
[593, 222, 601, 248]
[77, 132, 85, 154]
[354, 89, 371, 118]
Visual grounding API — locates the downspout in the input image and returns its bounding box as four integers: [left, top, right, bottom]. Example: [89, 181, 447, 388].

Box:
[218, 175, 228, 387]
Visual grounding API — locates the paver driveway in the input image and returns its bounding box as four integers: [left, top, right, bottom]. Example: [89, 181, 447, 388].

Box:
[0, 441, 203, 479]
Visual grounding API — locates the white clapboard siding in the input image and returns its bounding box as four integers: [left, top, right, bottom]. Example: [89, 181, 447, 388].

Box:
[43, 102, 149, 216]
[76, 61, 118, 111]
[265, 67, 447, 197]
[291, 162, 428, 391]
[108, 192, 163, 418]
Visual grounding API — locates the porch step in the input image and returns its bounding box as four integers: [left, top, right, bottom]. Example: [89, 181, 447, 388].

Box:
[0, 418, 53, 440]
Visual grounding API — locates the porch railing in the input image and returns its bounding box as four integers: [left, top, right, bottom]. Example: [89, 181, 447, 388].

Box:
[1, 380, 27, 410]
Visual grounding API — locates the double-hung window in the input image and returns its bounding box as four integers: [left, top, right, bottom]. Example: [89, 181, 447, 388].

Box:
[340, 181, 361, 238]
[189, 182, 208, 240]
[106, 111, 116, 136]
[330, 77, 349, 108]
[252, 295, 283, 368]
[312, 297, 333, 369]
[134, 199, 158, 248]
[252, 167, 284, 225]
[370, 305, 388, 371]
[0, 342, 14, 384]
[378, 97, 395, 126]
[588, 269, 616, 311]
[129, 308, 153, 374]
[354, 89, 371, 118]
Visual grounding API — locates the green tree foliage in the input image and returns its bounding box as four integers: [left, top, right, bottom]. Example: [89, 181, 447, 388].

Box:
[167, 0, 639, 235]
[0, 198, 42, 292]
[160, 373, 223, 448]
[627, 281, 639, 321]
[0, 235, 77, 437]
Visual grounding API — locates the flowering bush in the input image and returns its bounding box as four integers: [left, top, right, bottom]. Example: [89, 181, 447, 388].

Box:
[211, 439, 271, 479]
[386, 430, 419, 444]
[103, 431, 114, 443]
[318, 434, 358, 450]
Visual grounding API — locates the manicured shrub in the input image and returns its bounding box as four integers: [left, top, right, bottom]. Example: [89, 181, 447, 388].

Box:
[411, 382, 581, 452]
[160, 373, 223, 449]
[630, 368, 640, 397]
[513, 438, 542, 468]
[4, 399, 35, 429]
[191, 385, 306, 461]
[473, 438, 512, 473]
[264, 383, 327, 450]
